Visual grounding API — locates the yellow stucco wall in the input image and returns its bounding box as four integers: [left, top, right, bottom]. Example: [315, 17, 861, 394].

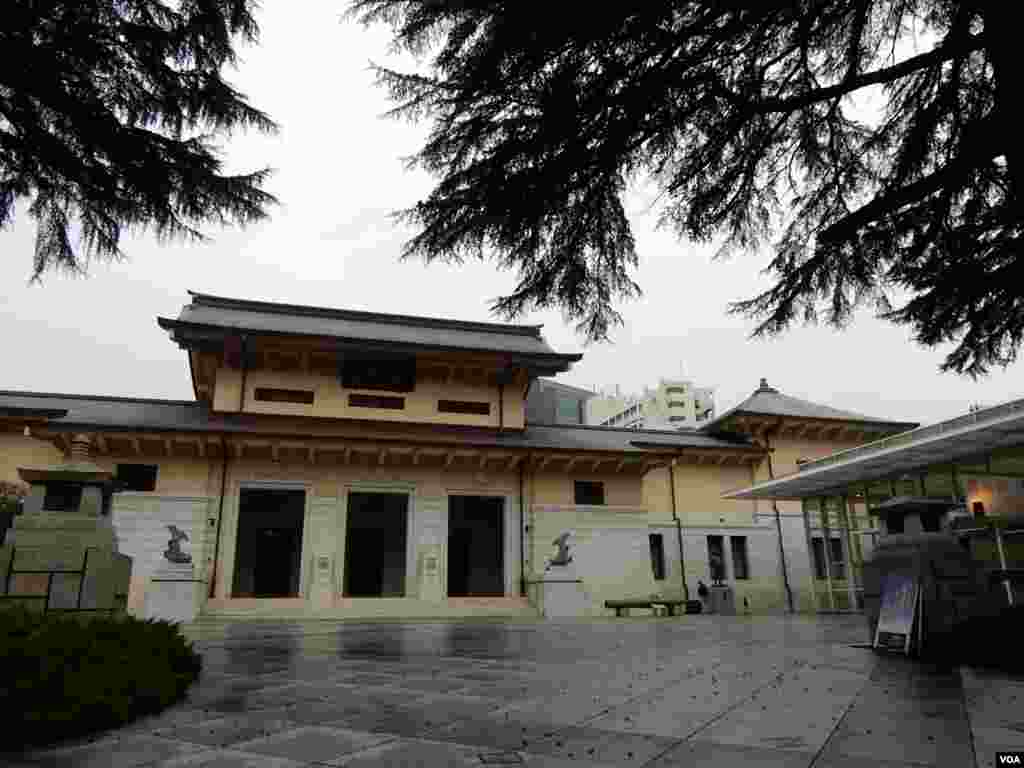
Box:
[531, 470, 643, 507]
[212, 366, 526, 429]
[642, 463, 758, 526]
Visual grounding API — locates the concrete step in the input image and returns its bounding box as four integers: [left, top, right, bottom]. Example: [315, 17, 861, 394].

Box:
[199, 596, 540, 621]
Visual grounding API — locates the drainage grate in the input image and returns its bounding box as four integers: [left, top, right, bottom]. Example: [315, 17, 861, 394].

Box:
[478, 752, 524, 765]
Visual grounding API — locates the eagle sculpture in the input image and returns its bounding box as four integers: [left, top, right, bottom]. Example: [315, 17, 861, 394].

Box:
[163, 524, 192, 564]
[546, 532, 573, 569]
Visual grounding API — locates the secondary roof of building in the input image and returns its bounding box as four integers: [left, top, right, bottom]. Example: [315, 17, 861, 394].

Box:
[157, 292, 582, 374]
[0, 391, 760, 456]
[699, 377, 919, 436]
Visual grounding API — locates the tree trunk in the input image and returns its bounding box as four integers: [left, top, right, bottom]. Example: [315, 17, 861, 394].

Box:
[983, 3, 1024, 219]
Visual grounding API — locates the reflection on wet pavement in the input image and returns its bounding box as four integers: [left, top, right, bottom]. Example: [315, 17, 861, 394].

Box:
[4, 614, 1016, 767]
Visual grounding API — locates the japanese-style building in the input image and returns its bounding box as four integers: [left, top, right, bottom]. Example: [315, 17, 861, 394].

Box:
[0, 292, 917, 621]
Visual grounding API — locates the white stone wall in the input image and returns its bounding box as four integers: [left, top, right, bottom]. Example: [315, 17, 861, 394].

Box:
[647, 521, 805, 614]
[529, 505, 658, 615]
[110, 493, 214, 617]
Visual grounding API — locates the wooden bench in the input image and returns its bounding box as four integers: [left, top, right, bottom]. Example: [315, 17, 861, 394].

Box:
[605, 599, 702, 617]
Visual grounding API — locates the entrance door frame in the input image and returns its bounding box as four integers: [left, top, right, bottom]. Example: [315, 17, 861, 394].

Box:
[342, 482, 416, 598]
[445, 492, 513, 597]
[228, 480, 311, 600]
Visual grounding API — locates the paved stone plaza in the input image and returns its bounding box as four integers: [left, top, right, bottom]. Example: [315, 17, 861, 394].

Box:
[5, 615, 1023, 767]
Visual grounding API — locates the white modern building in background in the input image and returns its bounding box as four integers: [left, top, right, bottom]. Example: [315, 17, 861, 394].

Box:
[586, 378, 716, 430]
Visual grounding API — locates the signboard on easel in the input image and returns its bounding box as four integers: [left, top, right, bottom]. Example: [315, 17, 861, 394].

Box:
[874, 570, 920, 654]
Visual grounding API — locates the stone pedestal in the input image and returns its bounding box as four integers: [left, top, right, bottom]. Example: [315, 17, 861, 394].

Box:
[145, 562, 204, 624]
[537, 565, 588, 618]
[708, 584, 736, 615]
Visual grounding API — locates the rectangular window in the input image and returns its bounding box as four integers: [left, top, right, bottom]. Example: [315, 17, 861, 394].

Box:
[811, 538, 827, 580]
[349, 394, 405, 410]
[254, 387, 315, 405]
[574, 481, 605, 505]
[340, 355, 416, 392]
[42, 482, 82, 512]
[811, 537, 845, 580]
[649, 534, 666, 581]
[707, 535, 726, 581]
[437, 399, 491, 415]
[829, 537, 846, 580]
[115, 464, 158, 492]
[730, 536, 750, 580]
[555, 396, 582, 424]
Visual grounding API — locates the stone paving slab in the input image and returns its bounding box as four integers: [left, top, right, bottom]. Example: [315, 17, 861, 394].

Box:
[226, 725, 392, 765]
[518, 723, 681, 764]
[647, 739, 818, 767]
[14, 735, 206, 768]
[155, 749, 309, 767]
[815, 656, 976, 768]
[7, 615, 1015, 768]
[962, 666, 1024, 768]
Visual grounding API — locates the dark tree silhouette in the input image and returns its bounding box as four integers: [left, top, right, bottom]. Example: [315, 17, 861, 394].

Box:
[1, 1, 277, 278]
[352, 0, 1021, 376]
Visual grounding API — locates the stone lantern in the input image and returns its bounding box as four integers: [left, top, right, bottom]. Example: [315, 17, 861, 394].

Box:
[0, 435, 131, 615]
[861, 496, 999, 657]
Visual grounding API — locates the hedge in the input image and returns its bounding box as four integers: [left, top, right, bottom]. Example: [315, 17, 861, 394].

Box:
[1, 606, 202, 749]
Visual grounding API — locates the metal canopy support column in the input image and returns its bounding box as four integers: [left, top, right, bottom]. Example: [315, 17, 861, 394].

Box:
[802, 498, 818, 613]
[819, 496, 836, 611]
[863, 483, 879, 552]
[994, 523, 1016, 607]
[840, 494, 858, 610]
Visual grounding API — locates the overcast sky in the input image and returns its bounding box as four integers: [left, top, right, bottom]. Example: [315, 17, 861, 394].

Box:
[1, 3, 1021, 427]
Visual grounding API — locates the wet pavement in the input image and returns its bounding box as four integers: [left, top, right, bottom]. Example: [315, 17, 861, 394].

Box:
[5, 614, 1022, 767]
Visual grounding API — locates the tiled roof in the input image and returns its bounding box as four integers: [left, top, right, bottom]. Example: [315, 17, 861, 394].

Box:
[158, 292, 582, 370]
[0, 391, 757, 455]
[700, 378, 918, 434]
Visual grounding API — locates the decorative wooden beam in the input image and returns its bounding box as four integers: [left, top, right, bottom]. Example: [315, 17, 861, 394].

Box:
[564, 456, 581, 473]
[536, 455, 552, 471]
[378, 448, 388, 466]
[131, 437, 142, 456]
[614, 458, 627, 473]
[591, 458, 602, 472]
[506, 455, 520, 472]
[411, 448, 422, 466]
[479, 454, 488, 469]
[271, 442, 280, 462]
[95, 434, 109, 455]
[310, 446, 319, 464]
[444, 452, 456, 468]
[715, 454, 728, 465]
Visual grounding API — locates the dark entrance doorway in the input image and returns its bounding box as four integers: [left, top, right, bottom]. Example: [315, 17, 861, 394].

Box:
[448, 495, 504, 596]
[232, 488, 305, 598]
[344, 492, 409, 597]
